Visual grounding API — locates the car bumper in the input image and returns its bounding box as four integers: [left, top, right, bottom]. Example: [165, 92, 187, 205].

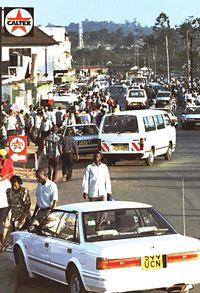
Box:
[83, 261, 200, 292]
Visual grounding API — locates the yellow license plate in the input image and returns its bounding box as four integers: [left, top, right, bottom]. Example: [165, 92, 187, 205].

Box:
[112, 145, 128, 151]
[141, 255, 166, 270]
[79, 140, 88, 146]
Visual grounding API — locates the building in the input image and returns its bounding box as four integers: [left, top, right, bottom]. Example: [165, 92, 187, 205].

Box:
[2, 26, 72, 108]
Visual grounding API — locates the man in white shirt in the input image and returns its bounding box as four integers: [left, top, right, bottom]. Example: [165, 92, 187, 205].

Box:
[33, 168, 58, 223]
[82, 152, 112, 201]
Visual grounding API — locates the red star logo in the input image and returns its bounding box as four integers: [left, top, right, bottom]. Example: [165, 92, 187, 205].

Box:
[12, 139, 23, 150]
[8, 9, 31, 33]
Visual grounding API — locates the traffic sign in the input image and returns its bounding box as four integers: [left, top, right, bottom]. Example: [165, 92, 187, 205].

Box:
[9, 136, 27, 162]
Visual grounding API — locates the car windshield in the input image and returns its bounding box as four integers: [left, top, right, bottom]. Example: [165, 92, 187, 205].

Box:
[102, 115, 138, 133]
[64, 125, 98, 136]
[129, 90, 145, 97]
[185, 107, 200, 114]
[83, 208, 176, 242]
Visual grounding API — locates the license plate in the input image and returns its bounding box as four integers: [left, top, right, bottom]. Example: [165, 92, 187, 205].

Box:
[112, 145, 128, 151]
[195, 122, 200, 126]
[141, 255, 166, 270]
[79, 140, 88, 146]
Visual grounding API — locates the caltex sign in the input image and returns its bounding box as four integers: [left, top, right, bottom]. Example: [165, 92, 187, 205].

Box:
[9, 136, 28, 162]
[4, 7, 34, 37]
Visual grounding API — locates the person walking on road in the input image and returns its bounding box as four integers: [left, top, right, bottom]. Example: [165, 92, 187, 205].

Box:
[0, 149, 14, 180]
[32, 168, 58, 223]
[2, 175, 31, 250]
[45, 125, 61, 182]
[82, 152, 112, 201]
[0, 176, 11, 250]
[61, 128, 79, 182]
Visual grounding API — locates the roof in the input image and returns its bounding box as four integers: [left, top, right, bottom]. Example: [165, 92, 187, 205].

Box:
[2, 26, 58, 47]
[104, 109, 167, 116]
[56, 201, 152, 213]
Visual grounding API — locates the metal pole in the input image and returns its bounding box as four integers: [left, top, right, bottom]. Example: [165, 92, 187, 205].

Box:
[190, 35, 194, 92]
[165, 35, 170, 85]
[0, 7, 2, 122]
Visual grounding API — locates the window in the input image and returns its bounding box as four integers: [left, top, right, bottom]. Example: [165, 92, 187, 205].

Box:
[103, 115, 138, 133]
[83, 208, 176, 242]
[40, 211, 64, 237]
[57, 212, 79, 242]
[154, 114, 165, 129]
[143, 116, 156, 132]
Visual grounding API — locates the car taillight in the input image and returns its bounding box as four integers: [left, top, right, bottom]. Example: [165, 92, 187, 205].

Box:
[140, 138, 144, 150]
[96, 257, 141, 270]
[167, 252, 200, 263]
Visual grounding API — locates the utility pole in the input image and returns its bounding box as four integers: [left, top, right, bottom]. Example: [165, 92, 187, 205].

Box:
[166, 35, 170, 85]
[190, 34, 194, 92]
[186, 30, 191, 84]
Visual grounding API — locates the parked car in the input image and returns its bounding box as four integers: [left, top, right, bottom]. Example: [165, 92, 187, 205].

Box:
[154, 108, 178, 127]
[6, 201, 200, 293]
[180, 106, 200, 129]
[62, 124, 99, 154]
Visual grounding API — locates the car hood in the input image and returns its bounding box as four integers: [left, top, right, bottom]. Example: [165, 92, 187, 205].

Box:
[85, 234, 200, 257]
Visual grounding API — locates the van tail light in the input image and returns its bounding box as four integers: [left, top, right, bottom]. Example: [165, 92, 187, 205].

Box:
[96, 257, 141, 270]
[140, 138, 144, 150]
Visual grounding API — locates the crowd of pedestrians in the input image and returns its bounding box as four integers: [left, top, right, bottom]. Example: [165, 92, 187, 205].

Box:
[1, 76, 200, 252]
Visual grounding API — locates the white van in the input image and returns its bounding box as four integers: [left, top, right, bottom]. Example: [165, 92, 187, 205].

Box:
[98, 109, 176, 166]
[126, 89, 148, 109]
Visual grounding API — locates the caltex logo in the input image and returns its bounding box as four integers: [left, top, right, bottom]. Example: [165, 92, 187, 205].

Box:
[4, 8, 34, 37]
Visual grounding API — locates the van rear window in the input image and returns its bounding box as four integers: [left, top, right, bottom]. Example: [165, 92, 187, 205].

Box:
[102, 115, 138, 133]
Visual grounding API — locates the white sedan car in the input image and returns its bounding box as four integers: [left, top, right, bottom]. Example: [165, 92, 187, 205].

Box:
[6, 201, 200, 293]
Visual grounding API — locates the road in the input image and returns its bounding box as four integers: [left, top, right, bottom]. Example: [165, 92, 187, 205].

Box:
[3, 126, 200, 293]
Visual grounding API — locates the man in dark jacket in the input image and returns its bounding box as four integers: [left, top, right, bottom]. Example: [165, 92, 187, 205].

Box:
[61, 128, 79, 182]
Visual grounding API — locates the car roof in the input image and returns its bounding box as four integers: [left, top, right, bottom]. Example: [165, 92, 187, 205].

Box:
[56, 201, 152, 213]
[103, 109, 166, 116]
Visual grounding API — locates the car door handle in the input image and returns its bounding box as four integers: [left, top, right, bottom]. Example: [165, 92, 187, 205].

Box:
[67, 248, 72, 254]
[44, 242, 49, 248]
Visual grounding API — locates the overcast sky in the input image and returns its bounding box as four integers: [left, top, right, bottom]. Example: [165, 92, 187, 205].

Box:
[1, 0, 199, 27]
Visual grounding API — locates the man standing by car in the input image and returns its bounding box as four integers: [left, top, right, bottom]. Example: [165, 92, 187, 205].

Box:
[82, 152, 112, 201]
[32, 168, 58, 223]
[61, 128, 79, 182]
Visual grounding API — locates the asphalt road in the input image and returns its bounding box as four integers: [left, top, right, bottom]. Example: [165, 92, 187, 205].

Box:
[3, 125, 200, 293]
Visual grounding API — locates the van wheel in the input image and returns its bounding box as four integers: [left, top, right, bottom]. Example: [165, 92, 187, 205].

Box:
[145, 149, 154, 166]
[164, 144, 172, 160]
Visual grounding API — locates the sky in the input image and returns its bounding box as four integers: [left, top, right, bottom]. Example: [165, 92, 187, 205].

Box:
[1, 0, 200, 28]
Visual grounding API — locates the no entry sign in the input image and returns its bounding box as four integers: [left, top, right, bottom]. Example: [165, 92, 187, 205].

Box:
[9, 136, 27, 162]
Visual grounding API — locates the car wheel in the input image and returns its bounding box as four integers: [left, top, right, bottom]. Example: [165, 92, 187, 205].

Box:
[164, 143, 172, 160]
[145, 149, 154, 166]
[15, 248, 29, 284]
[68, 267, 86, 293]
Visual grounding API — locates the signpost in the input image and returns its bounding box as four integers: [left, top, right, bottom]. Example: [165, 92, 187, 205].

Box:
[8, 135, 27, 162]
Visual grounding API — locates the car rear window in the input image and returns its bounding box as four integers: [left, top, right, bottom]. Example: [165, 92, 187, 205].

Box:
[102, 115, 138, 133]
[83, 208, 176, 242]
[129, 90, 145, 97]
